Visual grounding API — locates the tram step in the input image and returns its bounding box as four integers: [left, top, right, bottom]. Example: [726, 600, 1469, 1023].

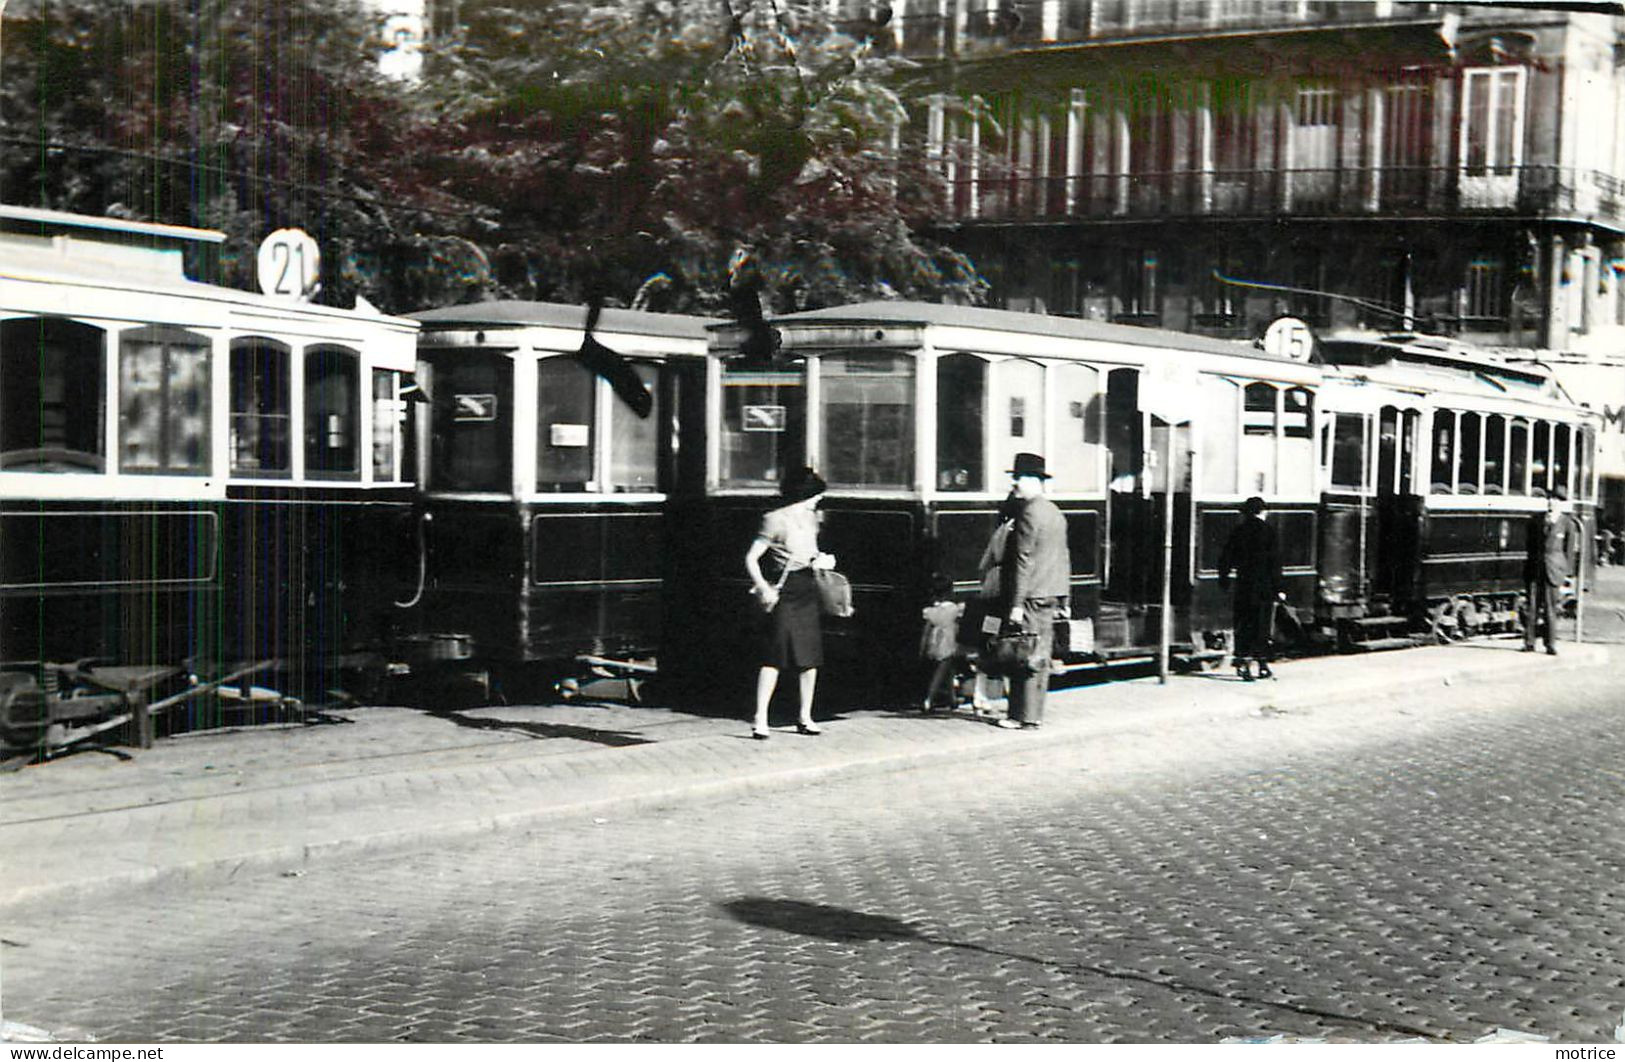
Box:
[1346, 614, 1410, 629]
[1346, 636, 1422, 653]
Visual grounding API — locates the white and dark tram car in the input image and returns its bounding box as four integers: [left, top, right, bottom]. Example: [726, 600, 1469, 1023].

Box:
[0, 206, 419, 756]
[694, 302, 1598, 684]
[390, 301, 710, 698]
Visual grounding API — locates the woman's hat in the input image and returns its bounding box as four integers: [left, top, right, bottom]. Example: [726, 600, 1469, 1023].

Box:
[1008, 452, 1051, 479]
[780, 466, 828, 503]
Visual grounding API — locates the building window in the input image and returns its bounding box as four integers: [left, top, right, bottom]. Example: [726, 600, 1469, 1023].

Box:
[1119, 248, 1159, 319]
[1, 316, 105, 473]
[1465, 254, 1506, 321]
[230, 338, 291, 477]
[304, 346, 360, 480]
[120, 325, 211, 476]
[820, 352, 915, 490]
[1463, 67, 1523, 177]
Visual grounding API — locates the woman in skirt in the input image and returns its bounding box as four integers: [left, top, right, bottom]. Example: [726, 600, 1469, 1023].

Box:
[744, 466, 835, 739]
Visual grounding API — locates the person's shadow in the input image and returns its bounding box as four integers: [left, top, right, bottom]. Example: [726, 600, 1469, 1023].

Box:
[719, 897, 1445, 1042]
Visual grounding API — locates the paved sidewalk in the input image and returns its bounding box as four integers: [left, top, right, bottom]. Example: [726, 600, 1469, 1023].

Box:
[0, 637, 1608, 907]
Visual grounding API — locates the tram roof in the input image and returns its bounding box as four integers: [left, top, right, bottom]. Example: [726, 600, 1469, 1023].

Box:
[760, 301, 1279, 360]
[411, 300, 712, 340]
[0, 204, 225, 246]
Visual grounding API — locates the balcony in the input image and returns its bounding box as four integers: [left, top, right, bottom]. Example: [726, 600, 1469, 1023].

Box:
[942, 165, 1625, 228]
[892, 0, 1442, 58]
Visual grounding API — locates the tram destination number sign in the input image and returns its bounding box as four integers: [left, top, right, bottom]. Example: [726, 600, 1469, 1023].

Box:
[257, 228, 321, 301]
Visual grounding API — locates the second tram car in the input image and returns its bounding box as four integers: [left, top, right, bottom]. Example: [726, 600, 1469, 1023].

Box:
[697, 302, 1598, 682]
[391, 301, 710, 695]
[0, 206, 420, 755]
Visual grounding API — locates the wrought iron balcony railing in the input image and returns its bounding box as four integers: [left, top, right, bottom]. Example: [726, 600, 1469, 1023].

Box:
[889, 0, 1440, 57]
[940, 164, 1625, 226]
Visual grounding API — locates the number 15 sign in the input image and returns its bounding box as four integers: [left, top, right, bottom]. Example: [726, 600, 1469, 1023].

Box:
[257, 228, 322, 301]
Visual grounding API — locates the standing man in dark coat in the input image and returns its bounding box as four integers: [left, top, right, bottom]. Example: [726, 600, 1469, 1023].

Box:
[1218, 496, 1281, 681]
[1524, 489, 1581, 655]
[997, 452, 1072, 730]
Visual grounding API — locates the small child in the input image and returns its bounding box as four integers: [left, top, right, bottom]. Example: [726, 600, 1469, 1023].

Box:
[919, 573, 964, 712]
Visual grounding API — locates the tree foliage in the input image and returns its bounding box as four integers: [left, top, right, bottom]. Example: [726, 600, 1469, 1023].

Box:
[415, 0, 986, 312]
[1, 0, 987, 313]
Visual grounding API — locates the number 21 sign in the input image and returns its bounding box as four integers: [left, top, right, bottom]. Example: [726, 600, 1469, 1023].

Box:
[257, 228, 321, 301]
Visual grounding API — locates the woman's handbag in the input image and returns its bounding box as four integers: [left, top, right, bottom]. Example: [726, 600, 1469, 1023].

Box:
[814, 569, 856, 618]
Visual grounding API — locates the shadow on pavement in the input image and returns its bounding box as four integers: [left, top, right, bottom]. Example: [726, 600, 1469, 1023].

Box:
[720, 896, 1449, 1043]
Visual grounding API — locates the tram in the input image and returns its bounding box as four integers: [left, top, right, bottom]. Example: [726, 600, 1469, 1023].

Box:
[695, 302, 1598, 682]
[0, 206, 419, 755]
[390, 301, 710, 697]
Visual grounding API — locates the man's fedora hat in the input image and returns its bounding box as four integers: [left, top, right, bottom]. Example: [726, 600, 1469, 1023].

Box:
[1008, 452, 1051, 479]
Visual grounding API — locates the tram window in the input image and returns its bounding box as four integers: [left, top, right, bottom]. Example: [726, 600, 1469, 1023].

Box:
[537, 356, 598, 492]
[1279, 387, 1315, 495]
[1508, 418, 1529, 495]
[1049, 363, 1101, 493]
[0, 316, 105, 473]
[1456, 412, 1481, 495]
[1430, 411, 1456, 494]
[1240, 382, 1277, 495]
[936, 353, 985, 492]
[1552, 423, 1572, 500]
[1377, 407, 1399, 494]
[305, 346, 360, 480]
[1105, 369, 1141, 492]
[1532, 420, 1550, 496]
[1575, 425, 1592, 502]
[1331, 413, 1366, 491]
[720, 365, 806, 489]
[608, 362, 661, 493]
[120, 326, 211, 475]
[1199, 377, 1238, 495]
[426, 350, 511, 493]
[1483, 414, 1506, 495]
[1400, 410, 1419, 494]
[991, 359, 1045, 485]
[230, 338, 291, 476]
[820, 352, 914, 489]
[372, 369, 406, 483]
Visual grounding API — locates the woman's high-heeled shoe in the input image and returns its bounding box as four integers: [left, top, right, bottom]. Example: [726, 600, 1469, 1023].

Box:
[751, 727, 770, 740]
[796, 722, 822, 735]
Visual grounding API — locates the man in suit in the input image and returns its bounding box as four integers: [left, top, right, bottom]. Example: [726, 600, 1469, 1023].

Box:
[1218, 496, 1282, 681]
[1524, 489, 1581, 655]
[997, 452, 1072, 730]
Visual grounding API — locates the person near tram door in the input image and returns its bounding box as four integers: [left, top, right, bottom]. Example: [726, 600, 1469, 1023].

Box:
[745, 466, 836, 739]
[962, 491, 1020, 716]
[996, 453, 1072, 731]
[1523, 489, 1581, 656]
[1218, 496, 1282, 682]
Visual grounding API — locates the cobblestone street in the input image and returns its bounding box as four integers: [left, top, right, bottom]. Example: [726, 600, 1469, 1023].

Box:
[4, 638, 1625, 1044]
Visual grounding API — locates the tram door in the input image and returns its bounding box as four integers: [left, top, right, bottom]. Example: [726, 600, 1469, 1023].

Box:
[1374, 405, 1423, 606]
[1103, 368, 1192, 643]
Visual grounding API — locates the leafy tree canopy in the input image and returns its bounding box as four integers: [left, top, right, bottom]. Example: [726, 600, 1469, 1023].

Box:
[1, 0, 987, 313]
